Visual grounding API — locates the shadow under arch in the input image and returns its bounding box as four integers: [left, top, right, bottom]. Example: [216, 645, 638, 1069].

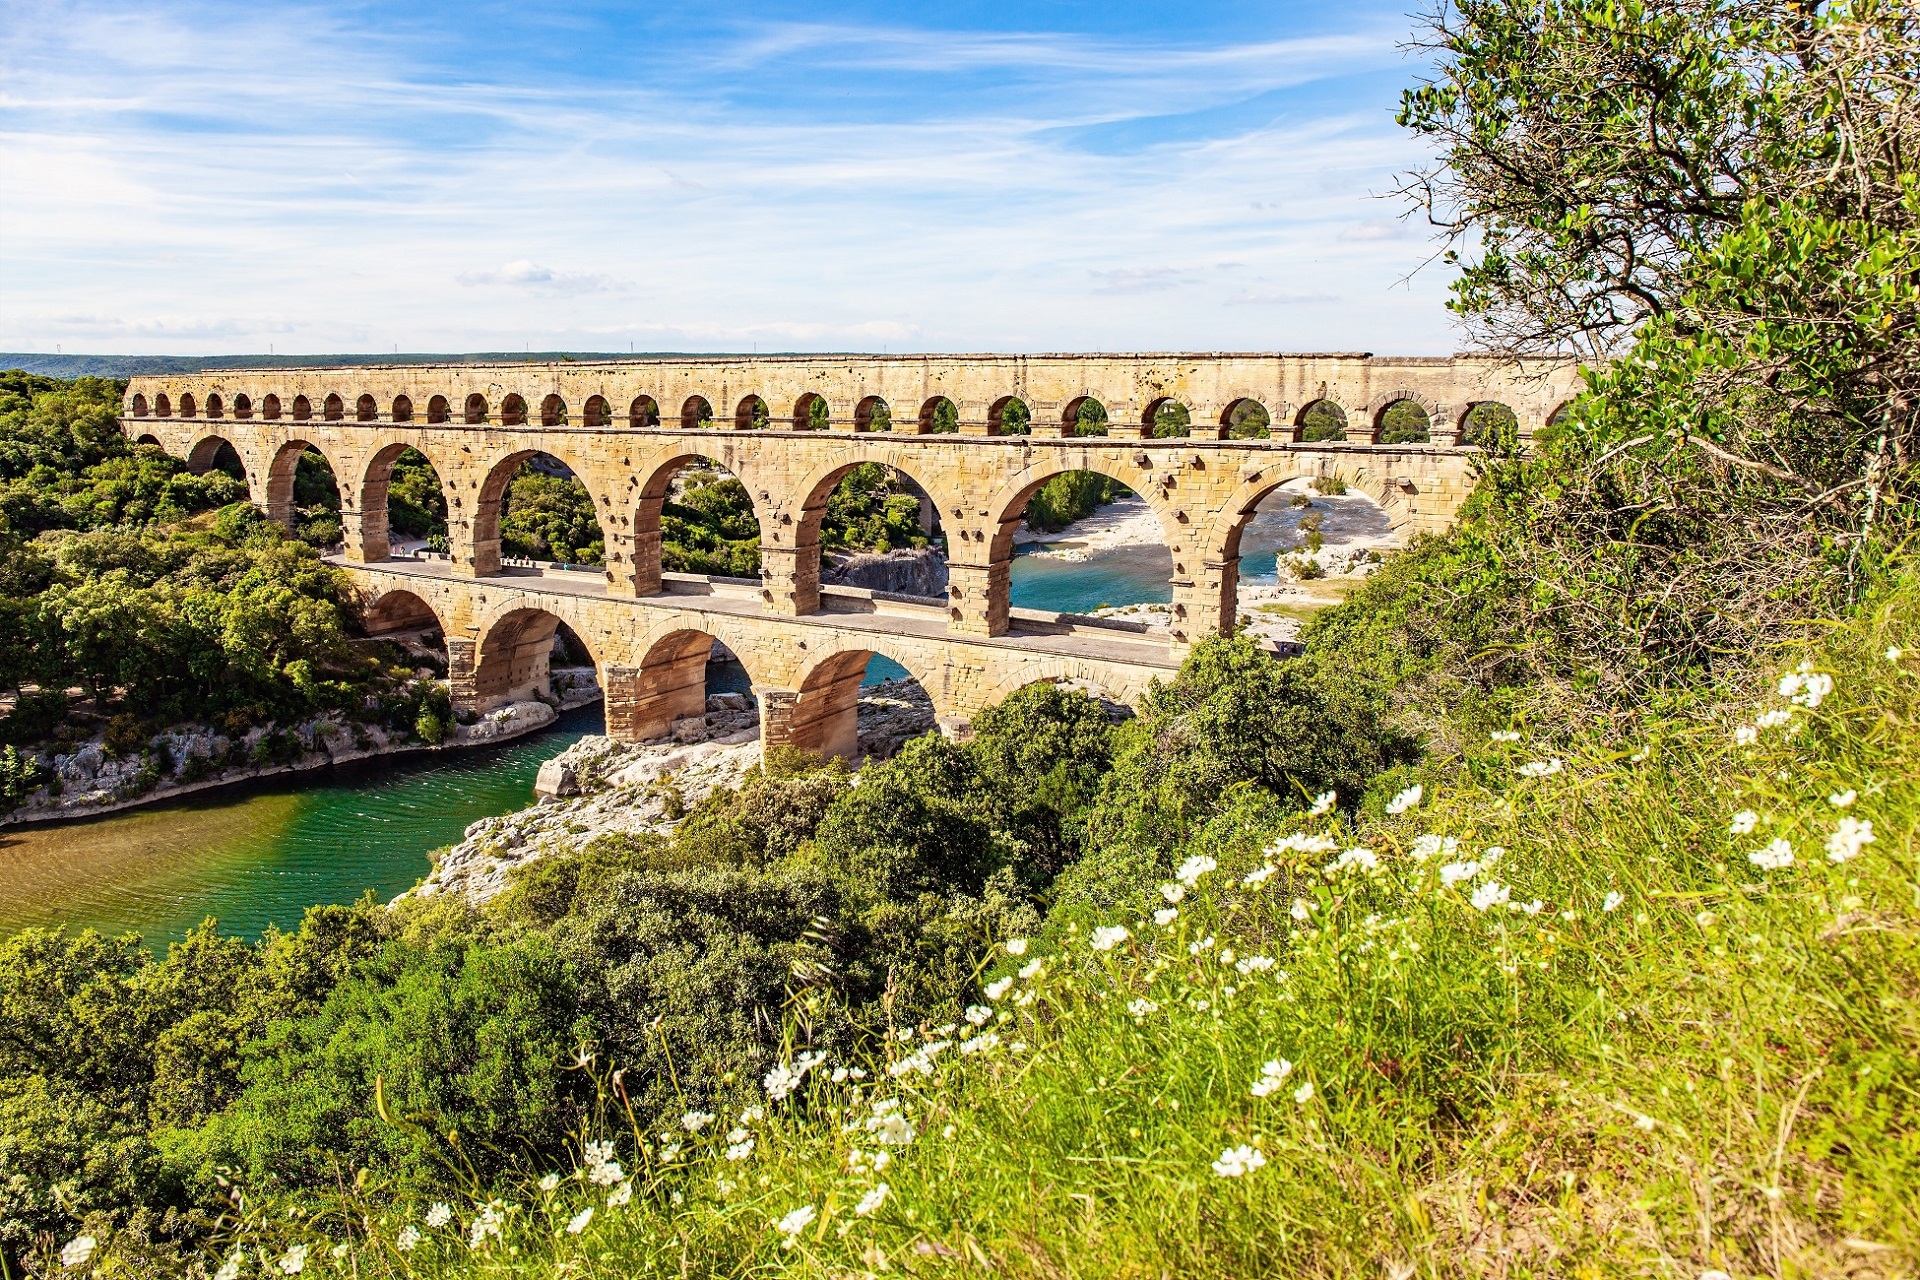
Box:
[606, 624, 759, 743]
[781, 639, 946, 761]
[265, 438, 345, 544]
[469, 605, 602, 712]
[187, 434, 247, 481]
[360, 585, 449, 643]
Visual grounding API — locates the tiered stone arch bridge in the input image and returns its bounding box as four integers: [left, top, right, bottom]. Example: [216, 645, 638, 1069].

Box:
[122, 352, 1580, 754]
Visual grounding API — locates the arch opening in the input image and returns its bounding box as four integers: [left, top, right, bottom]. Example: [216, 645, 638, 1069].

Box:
[583, 395, 610, 428]
[392, 394, 414, 424]
[361, 589, 448, 669]
[780, 649, 938, 763]
[232, 393, 252, 420]
[806, 462, 949, 601]
[602, 627, 757, 744]
[426, 394, 450, 424]
[681, 395, 714, 429]
[1210, 474, 1404, 640]
[638, 455, 762, 585]
[283, 445, 343, 547]
[155, 393, 172, 418]
[1147, 397, 1189, 438]
[501, 394, 528, 427]
[262, 393, 282, 421]
[134, 433, 163, 448]
[989, 396, 1031, 436]
[630, 395, 661, 428]
[993, 466, 1170, 623]
[540, 394, 567, 427]
[792, 393, 830, 430]
[187, 436, 246, 483]
[464, 393, 488, 424]
[735, 395, 770, 430]
[361, 444, 450, 561]
[1062, 396, 1109, 437]
[131, 393, 149, 418]
[1377, 398, 1431, 445]
[1298, 399, 1348, 442]
[323, 393, 344, 422]
[483, 451, 606, 569]
[291, 394, 311, 421]
[470, 607, 604, 719]
[179, 393, 198, 418]
[355, 393, 377, 423]
[855, 395, 892, 432]
[916, 396, 959, 434]
[1224, 398, 1271, 439]
[205, 393, 224, 419]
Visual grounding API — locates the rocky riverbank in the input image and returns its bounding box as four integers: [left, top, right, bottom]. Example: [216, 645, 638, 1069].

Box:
[412, 678, 936, 904]
[2, 668, 603, 828]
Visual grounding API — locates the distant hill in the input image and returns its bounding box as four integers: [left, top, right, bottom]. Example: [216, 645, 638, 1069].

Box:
[0, 352, 742, 378]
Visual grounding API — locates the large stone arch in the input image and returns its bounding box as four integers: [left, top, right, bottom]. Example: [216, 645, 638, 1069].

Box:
[774, 633, 958, 757]
[601, 615, 765, 743]
[771, 447, 969, 619]
[464, 604, 608, 712]
[975, 657, 1158, 719]
[347, 437, 460, 562]
[264, 438, 347, 531]
[359, 585, 451, 640]
[958, 450, 1187, 640]
[626, 445, 778, 597]
[464, 444, 625, 587]
[186, 433, 248, 482]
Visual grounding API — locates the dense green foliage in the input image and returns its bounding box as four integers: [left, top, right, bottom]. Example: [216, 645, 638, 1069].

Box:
[817, 463, 934, 556]
[660, 467, 761, 577]
[499, 464, 605, 565]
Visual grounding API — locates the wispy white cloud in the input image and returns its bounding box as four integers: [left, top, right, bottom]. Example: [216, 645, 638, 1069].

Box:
[0, 0, 1459, 355]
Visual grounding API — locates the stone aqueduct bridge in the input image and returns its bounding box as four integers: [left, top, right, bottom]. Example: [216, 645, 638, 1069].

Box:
[122, 353, 1580, 755]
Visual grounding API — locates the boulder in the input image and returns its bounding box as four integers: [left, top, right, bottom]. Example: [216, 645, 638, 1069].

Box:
[534, 758, 580, 799]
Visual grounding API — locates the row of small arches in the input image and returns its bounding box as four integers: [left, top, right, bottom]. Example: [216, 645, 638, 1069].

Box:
[128, 389, 1526, 444]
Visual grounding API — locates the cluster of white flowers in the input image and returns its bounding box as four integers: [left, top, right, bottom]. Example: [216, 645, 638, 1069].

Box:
[1240, 864, 1276, 887]
[1749, 838, 1795, 871]
[1826, 816, 1875, 863]
[1385, 784, 1423, 815]
[1159, 881, 1186, 904]
[1470, 880, 1512, 912]
[565, 1207, 594, 1235]
[1211, 1144, 1268, 1177]
[1127, 998, 1159, 1018]
[1729, 810, 1759, 835]
[774, 1204, 816, 1248]
[1603, 890, 1625, 913]
[854, 1183, 890, 1217]
[964, 1004, 993, 1026]
[395, 1224, 423, 1253]
[1270, 832, 1338, 856]
[1175, 854, 1218, 886]
[277, 1243, 308, 1275]
[764, 1050, 829, 1104]
[1324, 846, 1380, 875]
[215, 1254, 243, 1280]
[1490, 729, 1521, 743]
[1410, 834, 1458, 862]
[1308, 789, 1337, 816]
[1249, 1058, 1294, 1097]
[1154, 906, 1180, 926]
[467, 1202, 505, 1250]
[583, 1139, 624, 1187]
[984, 975, 1014, 1000]
[1090, 925, 1131, 951]
[959, 1032, 1000, 1056]
[724, 1128, 756, 1161]
[864, 1097, 917, 1146]
[1516, 759, 1564, 778]
[425, 1202, 453, 1229]
[828, 1065, 869, 1084]
[60, 1237, 97, 1269]
[1439, 859, 1482, 887]
[1779, 662, 1834, 709]
[1234, 954, 1276, 976]
[682, 1108, 716, 1132]
[1004, 938, 1028, 956]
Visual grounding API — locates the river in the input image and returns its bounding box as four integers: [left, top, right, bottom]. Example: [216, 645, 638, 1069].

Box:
[0, 496, 1339, 947]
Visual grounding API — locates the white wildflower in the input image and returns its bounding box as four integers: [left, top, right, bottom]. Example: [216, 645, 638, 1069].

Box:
[1828, 789, 1857, 809]
[1470, 880, 1512, 912]
[1755, 709, 1794, 729]
[774, 1205, 816, 1247]
[964, 1004, 993, 1027]
[1325, 846, 1380, 874]
[1410, 833, 1457, 862]
[1127, 998, 1158, 1018]
[60, 1237, 97, 1269]
[658, 1142, 682, 1163]
[584, 1139, 624, 1187]
[1153, 907, 1179, 926]
[985, 976, 1014, 1000]
[1004, 938, 1028, 956]
[854, 1184, 890, 1217]
[1269, 832, 1338, 855]
[1235, 954, 1276, 975]
[740, 1105, 765, 1124]
[1490, 730, 1521, 742]
[1241, 864, 1277, 887]
[538, 1173, 560, 1193]
[1826, 817, 1875, 863]
[1734, 725, 1759, 746]
[764, 1063, 803, 1103]
[1211, 1144, 1268, 1177]
[607, 1179, 634, 1206]
[1886, 646, 1903, 662]
[1018, 958, 1043, 979]
[1249, 1058, 1294, 1097]
[396, 1225, 422, 1253]
[1385, 784, 1423, 815]
[1520, 899, 1545, 915]
[1748, 838, 1795, 870]
[1089, 925, 1130, 951]
[1603, 890, 1625, 913]
[425, 1203, 452, 1229]
[724, 1136, 755, 1161]
[277, 1244, 307, 1275]
[1159, 881, 1186, 904]
[1308, 789, 1337, 816]
[1516, 759, 1564, 778]
[1293, 1080, 1315, 1104]
[565, 1208, 593, 1235]
[215, 1256, 242, 1280]
[1175, 855, 1218, 887]
[1729, 810, 1759, 835]
[1290, 899, 1313, 921]
[959, 1032, 1000, 1055]
[1439, 860, 1482, 886]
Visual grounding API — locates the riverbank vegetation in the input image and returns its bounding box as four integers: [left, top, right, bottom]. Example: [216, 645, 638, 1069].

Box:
[7, 0, 1920, 1273]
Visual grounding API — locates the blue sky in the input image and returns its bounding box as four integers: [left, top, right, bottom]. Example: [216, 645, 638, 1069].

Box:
[0, 0, 1462, 355]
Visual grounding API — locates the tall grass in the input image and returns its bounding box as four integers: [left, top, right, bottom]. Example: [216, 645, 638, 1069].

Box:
[76, 583, 1918, 1279]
